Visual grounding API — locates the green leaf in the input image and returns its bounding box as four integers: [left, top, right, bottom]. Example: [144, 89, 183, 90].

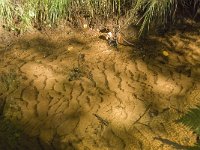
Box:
[178, 106, 200, 135]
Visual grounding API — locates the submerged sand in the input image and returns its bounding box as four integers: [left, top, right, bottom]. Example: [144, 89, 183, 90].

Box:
[0, 25, 200, 150]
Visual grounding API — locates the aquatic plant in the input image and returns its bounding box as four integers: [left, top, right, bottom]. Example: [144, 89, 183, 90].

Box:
[177, 105, 200, 149]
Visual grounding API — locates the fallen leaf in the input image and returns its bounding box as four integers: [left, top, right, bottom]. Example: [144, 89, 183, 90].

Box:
[67, 46, 73, 51]
[162, 50, 169, 56]
[83, 24, 87, 29]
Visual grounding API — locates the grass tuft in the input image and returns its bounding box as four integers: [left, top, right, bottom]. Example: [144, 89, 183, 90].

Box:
[0, 0, 133, 32]
[0, 0, 200, 35]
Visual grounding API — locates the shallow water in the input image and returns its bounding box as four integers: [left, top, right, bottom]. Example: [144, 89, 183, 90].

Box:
[0, 26, 200, 150]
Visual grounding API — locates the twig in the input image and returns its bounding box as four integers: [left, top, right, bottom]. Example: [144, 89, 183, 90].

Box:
[93, 113, 109, 126]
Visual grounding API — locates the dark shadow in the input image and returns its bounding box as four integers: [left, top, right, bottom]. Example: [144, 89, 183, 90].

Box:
[0, 97, 6, 116]
[154, 137, 190, 150]
[0, 118, 54, 150]
[68, 37, 86, 45]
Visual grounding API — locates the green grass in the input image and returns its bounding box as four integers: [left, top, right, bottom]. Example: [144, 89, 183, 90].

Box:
[0, 0, 71, 30]
[0, 0, 200, 35]
[132, 0, 200, 35]
[131, 0, 177, 35]
[0, 0, 133, 32]
[0, 0, 14, 25]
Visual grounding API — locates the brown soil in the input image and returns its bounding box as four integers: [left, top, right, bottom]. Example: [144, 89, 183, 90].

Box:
[0, 24, 200, 150]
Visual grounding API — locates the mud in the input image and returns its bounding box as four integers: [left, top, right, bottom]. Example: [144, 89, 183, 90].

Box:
[0, 25, 200, 150]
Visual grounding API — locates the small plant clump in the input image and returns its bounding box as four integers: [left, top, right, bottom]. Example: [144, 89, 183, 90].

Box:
[132, 0, 200, 35]
[177, 106, 200, 149]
